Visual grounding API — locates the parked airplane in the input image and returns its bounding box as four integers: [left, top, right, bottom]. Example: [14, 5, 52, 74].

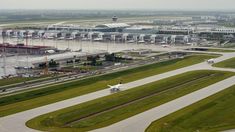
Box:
[161, 44, 170, 48]
[46, 36, 54, 39]
[81, 38, 89, 41]
[57, 37, 65, 40]
[45, 50, 55, 54]
[74, 49, 82, 52]
[138, 40, 145, 43]
[94, 38, 103, 41]
[127, 40, 135, 43]
[150, 40, 155, 44]
[66, 37, 74, 40]
[160, 41, 167, 44]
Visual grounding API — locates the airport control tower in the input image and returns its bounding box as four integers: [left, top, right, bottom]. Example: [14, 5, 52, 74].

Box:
[112, 16, 118, 22]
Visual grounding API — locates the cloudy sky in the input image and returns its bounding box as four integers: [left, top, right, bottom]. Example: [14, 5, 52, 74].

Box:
[1, 0, 235, 11]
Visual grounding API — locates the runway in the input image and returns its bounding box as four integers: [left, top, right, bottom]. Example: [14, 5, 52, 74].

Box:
[94, 74, 235, 132]
[1, 52, 235, 132]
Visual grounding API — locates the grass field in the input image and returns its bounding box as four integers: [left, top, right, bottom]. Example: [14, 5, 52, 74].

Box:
[0, 54, 217, 117]
[207, 49, 235, 53]
[0, 75, 51, 88]
[146, 83, 235, 132]
[213, 57, 235, 68]
[0, 77, 37, 87]
[26, 70, 234, 132]
[189, 48, 235, 53]
[221, 43, 235, 48]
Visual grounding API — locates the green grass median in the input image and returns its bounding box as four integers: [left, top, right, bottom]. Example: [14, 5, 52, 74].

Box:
[0, 54, 217, 117]
[26, 70, 234, 132]
[0, 75, 49, 88]
[146, 82, 235, 132]
[207, 49, 235, 53]
[213, 57, 235, 68]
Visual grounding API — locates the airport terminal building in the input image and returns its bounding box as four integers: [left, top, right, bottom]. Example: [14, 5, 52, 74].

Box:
[1, 21, 235, 44]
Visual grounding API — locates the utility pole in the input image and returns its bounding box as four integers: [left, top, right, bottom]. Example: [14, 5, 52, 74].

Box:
[44, 56, 48, 75]
[25, 31, 30, 76]
[2, 31, 7, 76]
[3, 47, 6, 76]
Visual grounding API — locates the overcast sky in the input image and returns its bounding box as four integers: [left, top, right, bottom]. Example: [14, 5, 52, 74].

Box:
[1, 0, 235, 11]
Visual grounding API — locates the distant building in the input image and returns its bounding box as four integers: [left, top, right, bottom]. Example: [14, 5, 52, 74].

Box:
[0, 43, 57, 55]
[192, 16, 202, 21]
[17, 51, 107, 68]
[95, 23, 130, 32]
[112, 16, 118, 22]
[173, 35, 190, 44]
[198, 28, 235, 40]
[155, 35, 169, 43]
[123, 26, 157, 34]
[158, 27, 193, 35]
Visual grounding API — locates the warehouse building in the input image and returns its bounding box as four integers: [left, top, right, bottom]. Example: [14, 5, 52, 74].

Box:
[17, 51, 108, 68]
[0, 43, 57, 55]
